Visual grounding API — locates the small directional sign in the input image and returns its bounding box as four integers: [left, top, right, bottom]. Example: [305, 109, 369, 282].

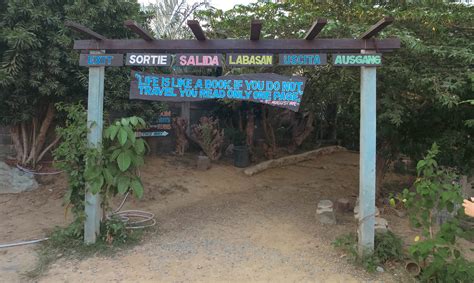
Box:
[79, 54, 123, 67]
[135, 131, 169, 137]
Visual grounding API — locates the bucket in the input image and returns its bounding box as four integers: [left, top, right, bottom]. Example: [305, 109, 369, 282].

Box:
[233, 145, 250, 168]
[405, 261, 421, 276]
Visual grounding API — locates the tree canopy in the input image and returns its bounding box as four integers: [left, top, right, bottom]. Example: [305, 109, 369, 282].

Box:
[197, 0, 474, 172]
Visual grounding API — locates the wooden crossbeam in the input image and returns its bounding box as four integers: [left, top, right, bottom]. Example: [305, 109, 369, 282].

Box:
[65, 21, 107, 40]
[305, 18, 327, 40]
[187, 20, 206, 41]
[73, 38, 400, 53]
[124, 20, 154, 41]
[250, 19, 263, 41]
[359, 17, 394, 39]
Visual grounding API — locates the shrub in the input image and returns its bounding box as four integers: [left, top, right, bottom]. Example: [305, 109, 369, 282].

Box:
[402, 143, 474, 282]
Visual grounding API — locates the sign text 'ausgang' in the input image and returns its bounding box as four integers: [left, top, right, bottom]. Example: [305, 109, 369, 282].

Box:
[332, 53, 382, 66]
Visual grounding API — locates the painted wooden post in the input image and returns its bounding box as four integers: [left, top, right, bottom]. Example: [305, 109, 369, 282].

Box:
[358, 50, 377, 255]
[181, 101, 191, 136]
[84, 50, 105, 244]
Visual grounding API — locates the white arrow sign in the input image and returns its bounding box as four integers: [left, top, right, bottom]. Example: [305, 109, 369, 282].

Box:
[136, 131, 169, 137]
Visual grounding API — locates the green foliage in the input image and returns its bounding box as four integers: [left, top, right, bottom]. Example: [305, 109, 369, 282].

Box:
[333, 231, 405, 273]
[403, 143, 463, 234]
[90, 116, 148, 201]
[53, 103, 148, 236]
[402, 144, 474, 282]
[53, 102, 88, 236]
[196, 0, 474, 173]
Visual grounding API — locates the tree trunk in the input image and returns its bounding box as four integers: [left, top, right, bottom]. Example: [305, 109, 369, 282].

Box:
[172, 117, 188, 156]
[21, 122, 28, 164]
[245, 108, 255, 151]
[261, 105, 276, 159]
[30, 104, 55, 165]
[9, 125, 23, 162]
[288, 112, 315, 153]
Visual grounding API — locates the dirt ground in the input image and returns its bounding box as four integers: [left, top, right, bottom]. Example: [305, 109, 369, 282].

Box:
[0, 151, 452, 282]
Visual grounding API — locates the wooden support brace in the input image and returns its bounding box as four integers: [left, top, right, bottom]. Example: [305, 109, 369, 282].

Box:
[250, 19, 262, 41]
[305, 18, 327, 40]
[65, 21, 107, 40]
[187, 20, 206, 41]
[124, 20, 155, 41]
[359, 17, 394, 39]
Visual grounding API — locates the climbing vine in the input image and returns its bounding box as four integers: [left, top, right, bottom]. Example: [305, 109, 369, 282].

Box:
[54, 103, 147, 238]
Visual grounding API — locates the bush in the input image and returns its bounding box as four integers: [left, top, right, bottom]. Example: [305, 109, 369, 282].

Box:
[403, 143, 474, 282]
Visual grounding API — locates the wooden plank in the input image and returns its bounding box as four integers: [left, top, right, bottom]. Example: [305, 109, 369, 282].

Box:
[305, 18, 327, 40]
[187, 20, 206, 41]
[358, 49, 377, 255]
[124, 20, 154, 41]
[84, 50, 105, 244]
[65, 21, 107, 40]
[73, 38, 400, 53]
[250, 19, 262, 41]
[359, 17, 394, 39]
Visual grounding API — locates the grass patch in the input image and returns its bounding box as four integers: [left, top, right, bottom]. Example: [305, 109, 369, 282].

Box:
[333, 231, 405, 273]
[25, 221, 152, 280]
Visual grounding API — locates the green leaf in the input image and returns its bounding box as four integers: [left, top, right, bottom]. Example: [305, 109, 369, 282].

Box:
[117, 175, 131, 194]
[89, 175, 104, 194]
[132, 155, 144, 167]
[133, 139, 145, 154]
[121, 118, 129, 127]
[130, 116, 138, 126]
[118, 128, 128, 145]
[117, 151, 132, 172]
[84, 165, 101, 180]
[108, 125, 120, 140]
[103, 167, 114, 185]
[126, 127, 136, 144]
[130, 178, 144, 199]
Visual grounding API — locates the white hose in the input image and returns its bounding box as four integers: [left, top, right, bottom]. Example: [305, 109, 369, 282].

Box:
[16, 164, 64, 175]
[0, 238, 49, 249]
[106, 191, 156, 229]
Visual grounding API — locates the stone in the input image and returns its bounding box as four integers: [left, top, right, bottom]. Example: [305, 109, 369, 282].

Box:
[316, 200, 336, 224]
[354, 198, 380, 219]
[0, 161, 39, 194]
[196, 155, 211, 171]
[335, 198, 351, 213]
[375, 217, 389, 233]
[376, 266, 384, 273]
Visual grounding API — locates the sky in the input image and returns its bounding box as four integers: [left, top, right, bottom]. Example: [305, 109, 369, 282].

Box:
[138, 0, 256, 11]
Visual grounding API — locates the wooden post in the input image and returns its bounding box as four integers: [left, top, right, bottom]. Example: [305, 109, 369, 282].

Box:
[358, 50, 377, 255]
[181, 102, 191, 136]
[84, 50, 105, 244]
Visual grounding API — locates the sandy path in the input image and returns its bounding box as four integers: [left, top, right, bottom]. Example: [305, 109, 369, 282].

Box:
[1, 151, 405, 282]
